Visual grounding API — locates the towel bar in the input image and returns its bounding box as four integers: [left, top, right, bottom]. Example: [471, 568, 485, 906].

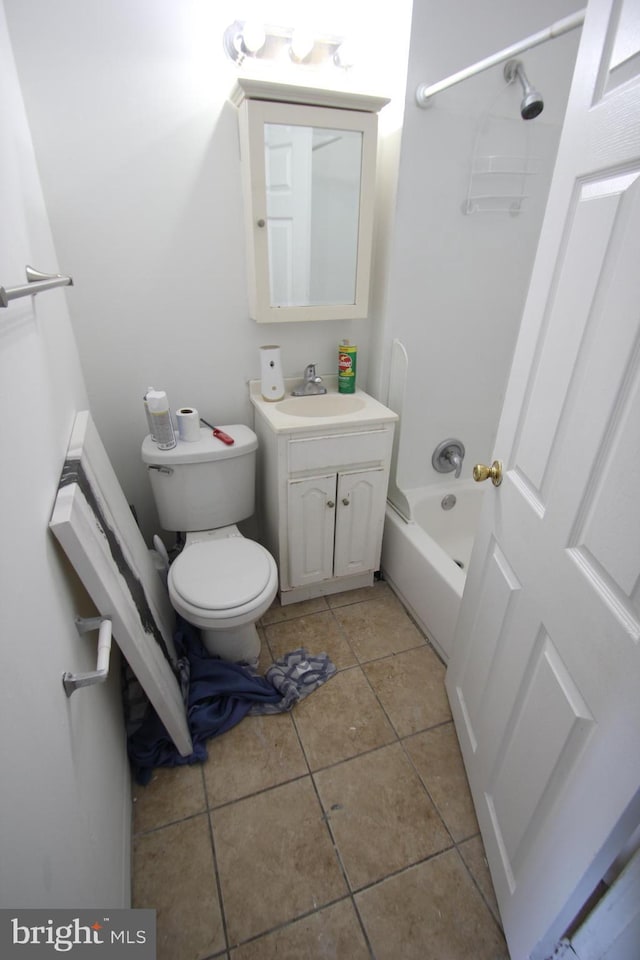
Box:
[63, 616, 112, 697]
[0, 265, 73, 308]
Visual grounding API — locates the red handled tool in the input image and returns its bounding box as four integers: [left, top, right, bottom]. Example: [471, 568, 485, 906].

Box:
[200, 418, 235, 445]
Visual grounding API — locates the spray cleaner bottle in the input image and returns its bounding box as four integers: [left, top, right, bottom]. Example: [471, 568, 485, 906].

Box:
[338, 339, 357, 394]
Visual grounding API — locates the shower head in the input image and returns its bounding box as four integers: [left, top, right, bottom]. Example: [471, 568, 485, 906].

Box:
[504, 59, 544, 120]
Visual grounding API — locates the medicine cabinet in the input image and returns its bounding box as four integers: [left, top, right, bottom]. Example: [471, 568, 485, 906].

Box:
[231, 77, 389, 323]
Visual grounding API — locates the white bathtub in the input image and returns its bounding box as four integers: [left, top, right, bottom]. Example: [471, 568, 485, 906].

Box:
[381, 481, 485, 663]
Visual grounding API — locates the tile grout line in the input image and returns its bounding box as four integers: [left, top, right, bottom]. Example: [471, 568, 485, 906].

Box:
[294, 763, 378, 960]
[201, 763, 232, 957]
[274, 612, 379, 960]
[218, 892, 359, 954]
[454, 841, 506, 933]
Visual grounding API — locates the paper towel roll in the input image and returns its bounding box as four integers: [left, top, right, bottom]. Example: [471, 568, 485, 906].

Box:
[176, 407, 200, 442]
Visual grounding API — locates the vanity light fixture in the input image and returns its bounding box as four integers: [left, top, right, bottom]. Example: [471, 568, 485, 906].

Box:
[223, 20, 353, 70]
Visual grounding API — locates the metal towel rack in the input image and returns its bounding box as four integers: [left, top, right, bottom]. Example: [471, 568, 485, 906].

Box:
[62, 616, 113, 697]
[0, 265, 73, 308]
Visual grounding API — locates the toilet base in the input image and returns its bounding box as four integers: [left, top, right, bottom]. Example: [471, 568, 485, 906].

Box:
[201, 621, 261, 667]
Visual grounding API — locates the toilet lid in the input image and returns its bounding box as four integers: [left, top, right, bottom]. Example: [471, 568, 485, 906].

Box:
[171, 539, 272, 611]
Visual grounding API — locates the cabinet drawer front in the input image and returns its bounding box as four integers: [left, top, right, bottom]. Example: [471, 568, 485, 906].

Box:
[289, 429, 390, 473]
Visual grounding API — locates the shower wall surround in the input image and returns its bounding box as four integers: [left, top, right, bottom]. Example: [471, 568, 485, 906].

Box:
[370, 0, 581, 494]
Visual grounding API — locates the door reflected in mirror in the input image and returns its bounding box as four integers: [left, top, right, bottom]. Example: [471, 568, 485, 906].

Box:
[264, 123, 363, 308]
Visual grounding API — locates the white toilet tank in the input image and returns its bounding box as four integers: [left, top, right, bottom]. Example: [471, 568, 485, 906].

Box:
[141, 424, 258, 532]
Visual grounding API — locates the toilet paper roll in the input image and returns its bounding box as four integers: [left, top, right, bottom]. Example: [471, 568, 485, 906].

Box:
[176, 407, 201, 442]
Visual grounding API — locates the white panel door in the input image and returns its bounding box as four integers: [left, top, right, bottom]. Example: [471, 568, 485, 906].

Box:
[446, 1, 640, 957]
[50, 411, 192, 758]
[264, 123, 312, 306]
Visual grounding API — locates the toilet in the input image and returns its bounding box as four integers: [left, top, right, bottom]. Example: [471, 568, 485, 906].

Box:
[141, 424, 278, 664]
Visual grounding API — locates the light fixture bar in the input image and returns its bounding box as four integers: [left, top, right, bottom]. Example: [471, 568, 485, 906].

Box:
[223, 21, 349, 69]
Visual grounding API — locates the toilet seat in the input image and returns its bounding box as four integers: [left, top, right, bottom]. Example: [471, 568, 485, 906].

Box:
[168, 537, 277, 629]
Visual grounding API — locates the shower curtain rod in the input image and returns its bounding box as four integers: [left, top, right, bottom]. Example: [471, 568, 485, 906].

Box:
[415, 8, 586, 108]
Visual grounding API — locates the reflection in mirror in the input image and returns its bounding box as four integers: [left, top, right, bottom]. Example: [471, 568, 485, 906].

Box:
[264, 124, 363, 308]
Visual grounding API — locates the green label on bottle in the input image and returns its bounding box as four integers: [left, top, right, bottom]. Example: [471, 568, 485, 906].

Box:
[338, 344, 357, 394]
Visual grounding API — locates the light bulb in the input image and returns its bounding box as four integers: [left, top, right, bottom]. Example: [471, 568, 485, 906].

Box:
[241, 21, 266, 55]
[334, 39, 357, 69]
[290, 29, 315, 63]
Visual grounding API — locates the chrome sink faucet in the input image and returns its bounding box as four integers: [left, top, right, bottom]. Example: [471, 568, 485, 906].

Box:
[291, 363, 327, 396]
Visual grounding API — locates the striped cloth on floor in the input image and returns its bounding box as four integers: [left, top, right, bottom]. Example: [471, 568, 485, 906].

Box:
[249, 649, 337, 715]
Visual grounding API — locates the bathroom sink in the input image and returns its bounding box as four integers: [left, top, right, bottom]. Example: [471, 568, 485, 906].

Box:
[275, 395, 367, 418]
[249, 379, 398, 434]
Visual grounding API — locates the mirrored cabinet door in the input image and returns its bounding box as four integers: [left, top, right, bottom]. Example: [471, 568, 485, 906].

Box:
[238, 98, 379, 323]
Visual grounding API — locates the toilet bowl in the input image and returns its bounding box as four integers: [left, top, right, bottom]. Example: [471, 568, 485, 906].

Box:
[167, 527, 278, 663]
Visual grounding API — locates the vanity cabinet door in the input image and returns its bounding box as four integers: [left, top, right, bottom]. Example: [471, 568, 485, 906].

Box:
[287, 467, 387, 588]
[334, 468, 387, 578]
[287, 474, 336, 587]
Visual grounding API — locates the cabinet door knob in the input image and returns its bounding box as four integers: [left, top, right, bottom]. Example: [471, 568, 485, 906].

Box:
[342, 497, 350, 506]
[327, 500, 335, 508]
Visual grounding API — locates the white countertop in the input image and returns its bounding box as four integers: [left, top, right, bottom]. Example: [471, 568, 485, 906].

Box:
[249, 378, 398, 434]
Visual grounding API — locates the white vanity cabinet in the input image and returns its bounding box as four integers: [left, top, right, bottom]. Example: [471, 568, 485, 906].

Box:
[250, 382, 397, 605]
[288, 465, 388, 587]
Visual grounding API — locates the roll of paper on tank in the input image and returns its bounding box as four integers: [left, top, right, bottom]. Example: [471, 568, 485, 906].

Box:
[200, 417, 235, 445]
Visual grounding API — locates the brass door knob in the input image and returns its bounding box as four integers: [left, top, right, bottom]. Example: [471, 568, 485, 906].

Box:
[473, 461, 503, 486]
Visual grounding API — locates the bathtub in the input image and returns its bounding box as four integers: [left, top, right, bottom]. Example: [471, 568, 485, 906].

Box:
[381, 481, 485, 663]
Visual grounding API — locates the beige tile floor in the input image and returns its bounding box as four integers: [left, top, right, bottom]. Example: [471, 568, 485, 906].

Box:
[132, 581, 509, 960]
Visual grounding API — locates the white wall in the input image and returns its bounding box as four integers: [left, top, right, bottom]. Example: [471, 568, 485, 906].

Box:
[4, 0, 412, 543]
[374, 0, 582, 495]
[0, 2, 130, 908]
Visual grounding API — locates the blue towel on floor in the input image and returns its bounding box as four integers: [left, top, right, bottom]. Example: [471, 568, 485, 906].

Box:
[125, 620, 281, 784]
[125, 619, 336, 785]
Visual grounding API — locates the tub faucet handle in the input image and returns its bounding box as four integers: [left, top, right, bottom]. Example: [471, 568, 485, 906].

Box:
[447, 450, 463, 479]
[432, 439, 466, 479]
